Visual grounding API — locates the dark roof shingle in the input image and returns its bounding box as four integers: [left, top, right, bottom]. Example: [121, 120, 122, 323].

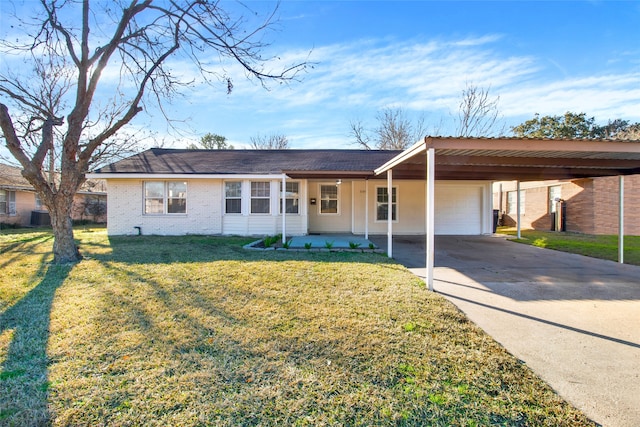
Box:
[94, 148, 402, 177]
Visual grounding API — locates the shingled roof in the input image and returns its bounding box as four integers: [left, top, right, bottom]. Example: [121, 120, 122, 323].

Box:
[1, 163, 107, 193]
[94, 148, 402, 179]
[0, 163, 33, 190]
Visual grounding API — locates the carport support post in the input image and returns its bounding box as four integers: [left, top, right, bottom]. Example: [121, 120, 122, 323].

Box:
[619, 175, 624, 264]
[425, 147, 435, 291]
[387, 169, 393, 258]
[365, 179, 369, 239]
[281, 174, 287, 244]
[516, 180, 521, 239]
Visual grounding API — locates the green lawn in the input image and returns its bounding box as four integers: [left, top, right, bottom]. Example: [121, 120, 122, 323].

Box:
[498, 227, 640, 266]
[1, 229, 595, 426]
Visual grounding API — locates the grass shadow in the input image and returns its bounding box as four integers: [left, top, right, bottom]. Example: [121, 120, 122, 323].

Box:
[98, 234, 394, 266]
[0, 264, 72, 425]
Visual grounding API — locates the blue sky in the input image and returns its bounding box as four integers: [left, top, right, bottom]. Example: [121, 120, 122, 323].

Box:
[161, 0, 640, 149]
[2, 1, 640, 153]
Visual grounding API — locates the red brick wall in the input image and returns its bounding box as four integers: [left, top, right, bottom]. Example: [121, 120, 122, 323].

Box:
[495, 175, 640, 236]
[592, 175, 640, 235]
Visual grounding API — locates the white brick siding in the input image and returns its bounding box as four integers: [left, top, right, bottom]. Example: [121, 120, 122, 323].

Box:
[106, 179, 223, 236]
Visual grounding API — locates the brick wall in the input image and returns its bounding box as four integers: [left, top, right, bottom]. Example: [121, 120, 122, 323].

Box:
[106, 179, 223, 236]
[494, 174, 640, 236]
[592, 175, 640, 235]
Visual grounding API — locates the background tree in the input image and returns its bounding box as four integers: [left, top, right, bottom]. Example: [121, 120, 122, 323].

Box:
[455, 84, 504, 137]
[187, 133, 233, 150]
[0, 0, 306, 263]
[250, 133, 289, 149]
[350, 85, 503, 149]
[597, 119, 640, 140]
[511, 112, 640, 139]
[350, 108, 427, 150]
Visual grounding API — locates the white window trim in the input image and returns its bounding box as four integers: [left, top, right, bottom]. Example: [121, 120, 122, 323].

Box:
[375, 186, 398, 223]
[143, 181, 187, 215]
[507, 190, 525, 215]
[280, 181, 300, 215]
[250, 181, 271, 215]
[318, 182, 340, 215]
[0, 190, 16, 216]
[223, 181, 243, 215]
[34, 193, 45, 211]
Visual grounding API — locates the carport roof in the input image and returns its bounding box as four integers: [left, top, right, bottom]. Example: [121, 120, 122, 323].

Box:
[375, 137, 640, 181]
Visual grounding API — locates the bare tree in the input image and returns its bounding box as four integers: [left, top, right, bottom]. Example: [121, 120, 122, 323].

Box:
[249, 133, 289, 149]
[455, 84, 504, 137]
[350, 108, 427, 150]
[0, 0, 306, 263]
[349, 119, 373, 149]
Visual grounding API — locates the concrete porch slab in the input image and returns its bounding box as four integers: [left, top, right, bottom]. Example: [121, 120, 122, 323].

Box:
[287, 234, 377, 249]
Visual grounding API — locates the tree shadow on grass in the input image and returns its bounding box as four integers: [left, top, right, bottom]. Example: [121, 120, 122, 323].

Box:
[0, 264, 72, 426]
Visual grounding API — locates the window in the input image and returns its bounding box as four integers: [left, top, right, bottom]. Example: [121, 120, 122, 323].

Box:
[0, 190, 16, 216]
[319, 184, 339, 214]
[549, 185, 562, 213]
[0, 190, 6, 214]
[376, 187, 397, 221]
[144, 181, 186, 214]
[35, 193, 44, 210]
[280, 181, 300, 214]
[507, 190, 525, 215]
[224, 182, 242, 214]
[251, 181, 270, 214]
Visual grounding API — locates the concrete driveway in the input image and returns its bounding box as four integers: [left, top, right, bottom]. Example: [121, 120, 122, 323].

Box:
[371, 235, 640, 427]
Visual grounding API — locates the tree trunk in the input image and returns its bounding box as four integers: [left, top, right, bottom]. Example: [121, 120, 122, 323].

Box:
[49, 197, 82, 264]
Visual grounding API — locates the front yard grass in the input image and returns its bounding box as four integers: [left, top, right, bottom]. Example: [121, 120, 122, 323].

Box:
[498, 227, 640, 266]
[1, 229, 595, 426]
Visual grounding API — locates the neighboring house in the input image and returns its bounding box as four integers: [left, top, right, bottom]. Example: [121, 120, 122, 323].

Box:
[89, 148, 495, 237]
[0, 163, 107, 227]
[494, 175, 640, 235]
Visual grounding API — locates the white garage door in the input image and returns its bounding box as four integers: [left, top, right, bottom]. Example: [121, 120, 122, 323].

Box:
[434, 184, 483, 235]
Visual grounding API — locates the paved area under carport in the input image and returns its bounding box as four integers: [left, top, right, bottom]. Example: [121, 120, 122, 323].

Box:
[370, 234, 640, 427]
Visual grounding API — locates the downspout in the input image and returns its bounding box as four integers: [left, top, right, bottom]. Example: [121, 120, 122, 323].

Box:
[387, 169, 393, 258]
[619, 175, 624, 264]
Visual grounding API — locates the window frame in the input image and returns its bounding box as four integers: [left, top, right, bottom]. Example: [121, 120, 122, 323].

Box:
[375, 186, 398, 222]
[0, 190, 6, 215]
[224, 181, 243, 215]
[507, 190, 525, 215]
[143, 181, 187, 215]
[319, 183, 340, 215]
[0, 190, 16, 216]
[35, 193, 44, 211]
[280, 181, 300, 214]
[250, 181, 271, 215]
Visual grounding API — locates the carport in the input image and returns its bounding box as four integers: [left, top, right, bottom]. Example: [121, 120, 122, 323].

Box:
[374, 137, 640, 290]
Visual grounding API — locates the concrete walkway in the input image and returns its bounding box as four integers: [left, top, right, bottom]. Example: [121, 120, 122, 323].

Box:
[370, 234, 640, 427]
[287, 234, 376, 249]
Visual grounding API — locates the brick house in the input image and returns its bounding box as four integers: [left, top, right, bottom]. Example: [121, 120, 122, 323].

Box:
[0, 163, 107, 227]
[90, 137, 640, 288]
[494, 175, 640, 235]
